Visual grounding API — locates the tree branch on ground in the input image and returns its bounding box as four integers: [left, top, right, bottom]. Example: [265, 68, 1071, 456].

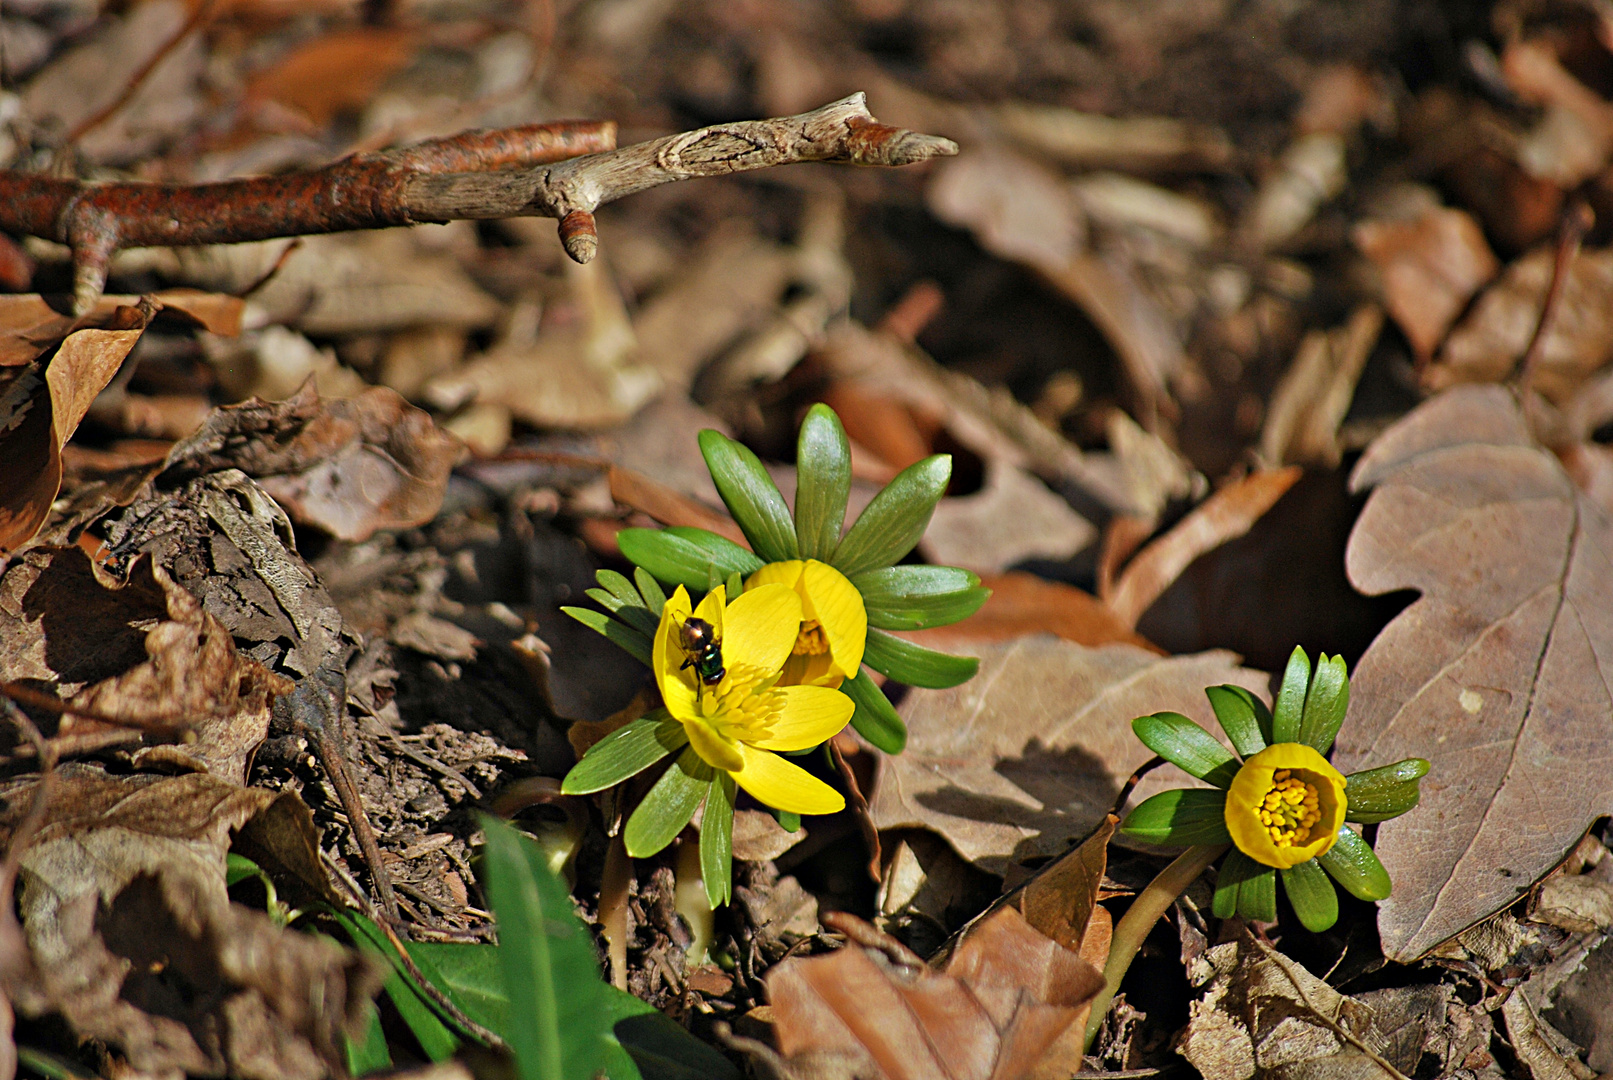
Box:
[0, 93, 956, 312]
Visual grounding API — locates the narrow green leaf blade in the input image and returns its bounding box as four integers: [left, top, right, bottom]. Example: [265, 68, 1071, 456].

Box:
[1119, 788, 1231, 846]
[701, 773, 736, 908]
[832, 454, 951, 577]
[698, 430, 798, 563]
[794, 403, 851, 561]
[1204, 685, 1269, 758]
[562, 607, 653, 666]
[623, 748, 713, 858]
[633, 567, 666, 614]
[1280, 860, 1340, 931]
[563, 714, 686, 795]
[1344, 758, 1429, 823]
[1318, 826, 1393, 901]
[843, 668, 906, 753]
[1272, 646, 1311, 744]
[481, 817, 614, 1080]
[862, 629, 977, 688]
[330, 909, 460, 1061]
[599, 988, 741, 1080]
[1298, 654, 1349, 754]
[617, 527, 764, 592]
[853, 565, 989, 630]
[1212, 848, 1258, 919]
[596, 570, 643, 608]
[345, 1000, 393, 1076]
[1235, 859, 1278, 923]
[1131, 713, 1240, 788]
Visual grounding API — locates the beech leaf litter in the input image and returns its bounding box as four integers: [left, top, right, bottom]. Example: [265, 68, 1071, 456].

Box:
[5, 0, 1613, 1078]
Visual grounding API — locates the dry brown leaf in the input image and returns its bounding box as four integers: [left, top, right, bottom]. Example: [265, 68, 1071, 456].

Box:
[1354, 207, 1498, 362]
[0, 301, 154, 555]
[608, 465, 750, 548]
[238, 230, 502, 336]
[994, 101, 1233, 172]
[1105, 467, 1303, 630]
[0, 547, 285, 775]
[1261, 307, 1385, 468]
[758, 906, 1102, 1080]
[22, 0, 205, 164]
[632, 227, 796, 390]
[163, 381, 462, 542]
[1434, 246, 1613, 402]
[903, 571, 1156, 653]
[1503, 39, 1613, 187]
[869, 640, 1266, 870]
[1180, 935, 1447, 1080]
[0, 764, 384, 1080]
[920, 460, 1096, 574]
[1242, 133, 1348, 250]
[425, 258, 658, 430]
[1337, 384, 1613, 961]
[243, 28, 419, 129]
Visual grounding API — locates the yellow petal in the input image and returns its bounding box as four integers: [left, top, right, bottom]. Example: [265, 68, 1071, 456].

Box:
[722, 583, 801, 673]
[800, 560, 867, 679]
[693, 583, 727, 631]
[655, 587, 699, 720]
[684, 717, 745, 772]
[1225, 743, 1348, 869]
[780, 651, 841, 688]
[731, 742, 845, 815]
[748, 685, 854, 751]
[746, 560, 805, 592]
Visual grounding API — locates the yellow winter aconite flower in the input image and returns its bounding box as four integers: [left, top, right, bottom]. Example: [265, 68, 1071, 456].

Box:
[1225, 743, 1347, 869]
[654, 583, 851, 816]
[745, 559, 867, 688]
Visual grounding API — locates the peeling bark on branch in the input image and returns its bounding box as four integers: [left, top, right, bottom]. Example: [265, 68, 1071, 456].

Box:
[0, 93, 956, 312]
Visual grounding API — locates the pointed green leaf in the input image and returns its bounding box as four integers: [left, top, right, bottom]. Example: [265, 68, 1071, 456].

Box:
[623, 749, 713, 858]
[832, 454, 951, 577]
[698, 430, 798, 563]
[701, 773, 736, 909]
[852, 565, 989, 630]
[1204, 685, 1270, 758]
[842, 668, 906, 753]
[617, 527, 764, 592]
[585, 587, 629, 613]
[562, 715, 686, 795]
[330, 908, 462, 1061]
[1237, 862, 1278, 923]
[345, 1000, 393, 1076]
[794, 404, 852, 561]
[1272, 646, 1311, 744]
[633, 567, 666, 614]
[562, 606, 653, 666]
[862, 629, 978, 688]
[1213, 848, 1265, 920]
[1344, 758, 1429, 823]
[596, 570, 643, 608]
[480, 817, 617, 1080]
[1281, 859, 1340, 931]
[1119, 788, 1232, 845]
[1298, 654, 1349, 753]
[1131, 713, 1240, 788]
[1318, 826, 1392, 901]
[725, 569, 743, 600]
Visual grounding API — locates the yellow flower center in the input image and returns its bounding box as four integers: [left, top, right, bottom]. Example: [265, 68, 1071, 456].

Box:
[698, 664, 786, 738]
[792, 619, 830, 656]
[1257, 769, 1323, 848]
[1224, 742, 1347, 869]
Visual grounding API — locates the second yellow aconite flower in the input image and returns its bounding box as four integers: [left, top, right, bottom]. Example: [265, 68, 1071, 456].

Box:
[745, 559, 867, 688]
[1224, 743, 1347, 868]
[654, 583, 851, 816]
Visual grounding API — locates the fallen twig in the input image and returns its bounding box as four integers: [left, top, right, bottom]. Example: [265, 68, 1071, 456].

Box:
[0, 94, 955, 313]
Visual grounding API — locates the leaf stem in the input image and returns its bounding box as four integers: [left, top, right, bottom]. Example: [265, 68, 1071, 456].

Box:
[1083, 842, 1228, 1051]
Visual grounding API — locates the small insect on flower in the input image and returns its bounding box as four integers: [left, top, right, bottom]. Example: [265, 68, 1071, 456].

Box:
[678, 616, 726, 689]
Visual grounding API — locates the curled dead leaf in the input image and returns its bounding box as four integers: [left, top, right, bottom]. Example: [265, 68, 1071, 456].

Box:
[0, 764, 384, 1080]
